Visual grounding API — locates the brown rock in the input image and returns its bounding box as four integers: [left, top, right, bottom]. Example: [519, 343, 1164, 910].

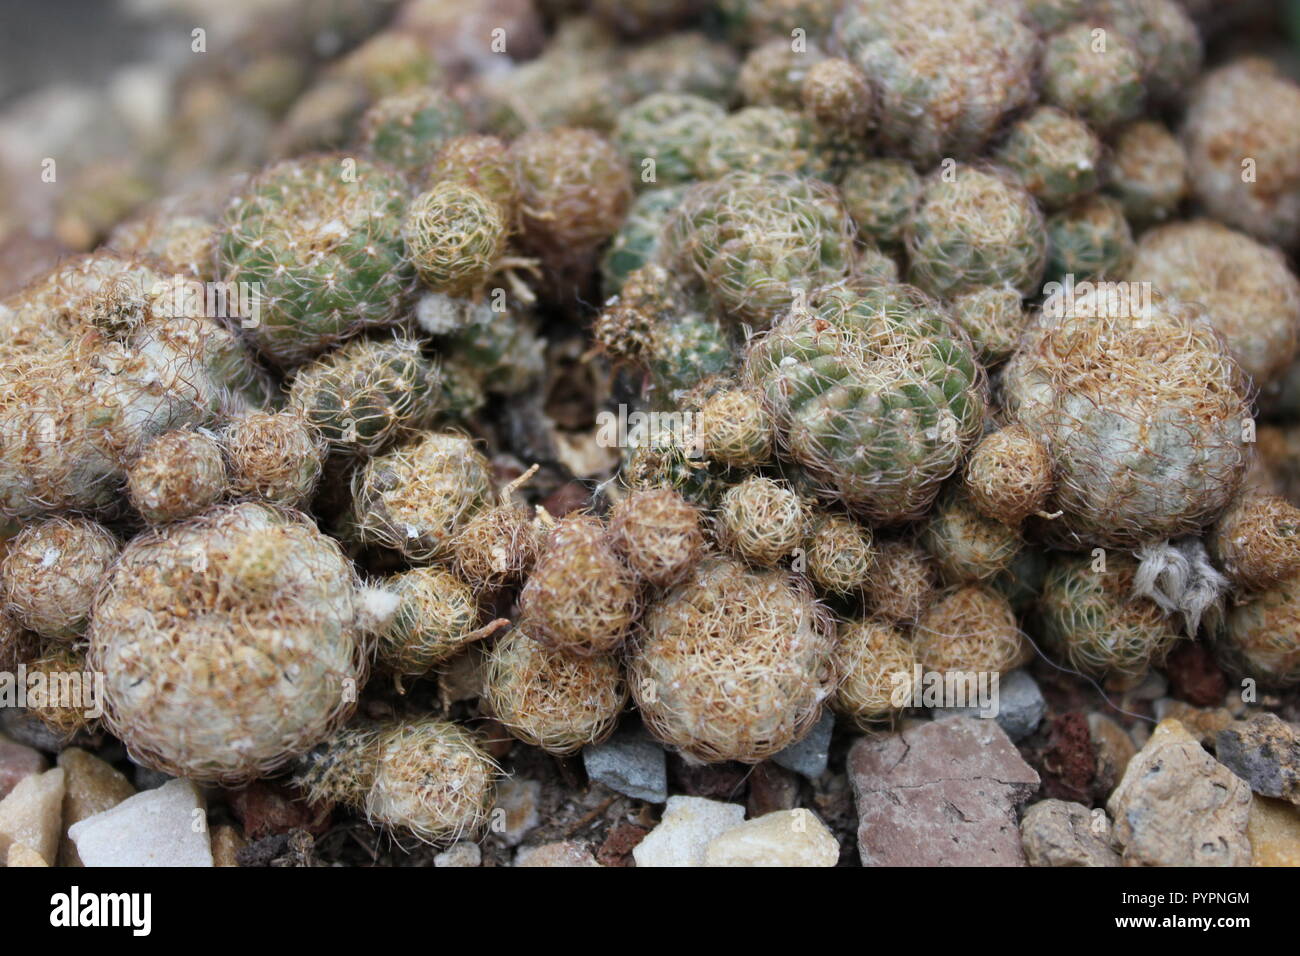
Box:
[1164, 640, 1227, 707]
[747, 762, 799, 818]
[0, 733, 46, 800]
[1020, 799, 1121, 867]
[1216, 713, 1300, 804]
[56, 748, 135, 866]
[1247, 797, 1300, 867]
[515, 840, 601, 867]
[1088, 713, 1136, 798]
[849, 717, 1040, 867]
[1039, 712, 1095, 803]
[669, 756, 748, 802]
[228, 781, 331, 840]
[1107, 719, 1252, 866]
[596, 822, 648, 867]
[211, 824, 247, 867]
[1155, 699, 1235, 748]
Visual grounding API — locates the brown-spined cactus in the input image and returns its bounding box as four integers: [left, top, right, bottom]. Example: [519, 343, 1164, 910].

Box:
[403, 183, 510, 297]
[804, 512, 875, 595]
[905, 165, 1048, 300]
[1182, 58, 1300, 250]
[608, 487, 705, 588]
[994, 106, 1103, 210]
[912, 584, 1031, 676]
[832, 617, 915, 728]
[1207, 493, 1300, 593]
[738, 37, 826, 108]
[1041, 22, 1146, 129]
[517, 514, 640, 657]
[425, 134, 520, 223]
[744, 284, 986, 521]
[1039, 551, 1182, 687]
[801, 57, 873, 133]
[716, 475, 810, 568]
[376, 566, 503, 683]
[89, 502, 389, 784]
[482, 628, 627, 755]
[1003, 292, 1250, 548]
[697, 385, 774, 468]
[1214, 572, 1300, 688]
[667, 171, 855, 328]
[921, 484, 1023, 583]
[349, 431, 493, 563]
[126, 428, 227, 524]
[288, 335, 442, 457]
[1094, 0, 1202, 104]
[832, 0, 1039, 164]
[223, 410, 326, 508]
[296, 717, 497, 843]
[1104, 120, 1188, 226]
[1, 517, 119, 641]
[1128, 219, 1300, 386]
[217, 154, 413, 367]
[863, 539, 938, 623]
[965, 424, 1055, 526]
[629, 555, 835, 763]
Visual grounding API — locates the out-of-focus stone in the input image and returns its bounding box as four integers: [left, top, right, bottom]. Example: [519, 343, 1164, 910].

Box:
[515, 840, 601, 867]
[746, 762, 799, 818]
[434, 842, 482, 867]
[1216, 713, 1300, 805]
[704, 809, 838, 867]
[1164, 641, 1227, 707]
[492, 777, 540, 846]
[771, 709, 834, 779]
[1154, 699, 1235, 748]
[211, 824, 246, 867]
[933, 669, 1045, 742]
[0, 733, 46, 799]
[7, 841, 49, 866]
[583, 723, 667, 803]
[1088, 713, 1136, 799]
[0, 766, 64, 864]
[1107, 719, 1252, 867]
[1020, 799, 1121, 867]
[596, 822, 648, 867]
[68, 778, 213, 867]
[1247, 796, 1300, 867]
[56, 748, 135, 866]
[849, 717, 1039, 867]
[632, 796, 746, 867]
[228, 780, 331, 840]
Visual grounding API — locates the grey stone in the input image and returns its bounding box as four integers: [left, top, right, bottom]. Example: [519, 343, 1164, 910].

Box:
[68, 778, 212, 867]
[933, 669, 1045, 742]
[583, 722, 667, 803]
[771, 708, 834, 779]
[1216, 713, 1300, 805]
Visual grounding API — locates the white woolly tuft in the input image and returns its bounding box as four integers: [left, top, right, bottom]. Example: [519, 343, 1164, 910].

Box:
[356, 585, 402, 634]
[1133, 538, 1228, 635]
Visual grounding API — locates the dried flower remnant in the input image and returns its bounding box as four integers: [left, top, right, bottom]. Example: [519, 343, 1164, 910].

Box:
[483, 628, 627, 755]
[1, 517, 119, 641]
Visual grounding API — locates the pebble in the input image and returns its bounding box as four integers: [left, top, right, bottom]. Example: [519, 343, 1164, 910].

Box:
[632, 796, 746, 867]
[582, 722, 668, 803]
[211, 824, 246, 867]
[746, 763, 799, 818]
[704, 809, 838, 867]
[0, 766, 64, 864]
[1020, 799, 1120, 867]
[1107, 719, 1252, 866]
[849, 716, 1039, 866]
[1163, 641, 1227, 706]
[56, 748, 135, 866]
[933, 669, 1046, 742]
[0, 707, 70, 752]
[596, 822, 648, 866]
[0, 732, 46, 799]
[434, 842, 482, 867]
[492, 777, 541, 846]
[1088, 713, 1136, 798]
[515, 840, 602, 867]
[68, 777, 213, 867]
[1247, 796, 1300, 867]
[7, 841, 49, 866]
[1215, 713, 1300, 805]
[1153, 699, 1235, 748]
[771, 708, 834, 779]
[228, 780, 331, 839]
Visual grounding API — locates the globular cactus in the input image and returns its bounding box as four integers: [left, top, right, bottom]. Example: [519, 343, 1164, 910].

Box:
[349, 431, 493, 563]
[697, 385, 774, 468]
[629, 555, 835, 763]
[832, 0, 1038, 164]
[89, 502, 387, 783]
[1041, 22, 1145, 129]
[921, 485, 1023, 583]
[832, 617, 915, 728]
[223, 410, 326, 508]
[0, 610, 38, 673]
[1, 517, 119, 641]
[608, 487, 705, 588]
[738, 38, 826, 108]
[696, 106, 828, 181]
[217, 155, 413, 367]
[949, 285, 1026, 365]
[1045, 194, 1135, 283]
[1104, 120, 1188, 226]
[1214, 572, 1300, 688]
[744, 284, 986, 521]
[1039, 551, 1181, 686]
[377, 566, 503, 682]
[964, 424, 1055, 526]
[1004, 291, 1249, 548]
[429, 296, 546, 398]
[451, 468, 546, 590]
[804, 512, 875, 595]
[912, 584, 1030, 675]
[801, 57, 873, 133]
[863, 539, 937, 623]
[425, 134, 520, 223]
[905, 165, 1048, 299]
[296, 717, 497, 843]
[1182, 58, 1300, 250]
[23, 644, 100, 742]
[1129, 219, 1300, 386]
[126, 428, 227, 524]
[482, 628, 627, 755]
[403, 183, 509, 297]
[518, 514, 640, 656]
[1094, 0, 1202, 104]
[289, 335, 441, 456]
[840, 159, 922, 250]
[619, 31, 740, 104]
[668, 171, 855, 327]
[601, 186, 690, 295]
[613, 93, 725, 188]
[717, 0, 839, 46]
[994, 106, 1102, 210]
[1023, 0, 1092, 33]
[716, 475, 809, 567]
[1206, 493, 1300, 593]
[358, 89, 469, 176]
